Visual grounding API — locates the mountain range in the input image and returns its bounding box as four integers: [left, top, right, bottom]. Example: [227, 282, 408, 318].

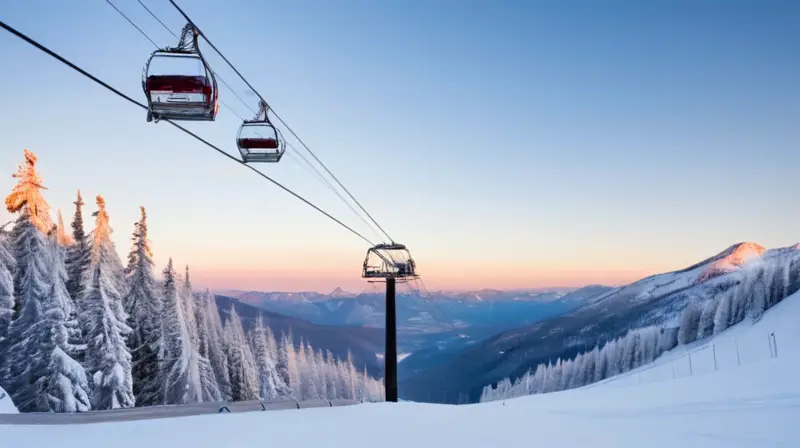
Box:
[226, 287, 595, 335]
[215, 286, 606, 381]
[398, 242, 800, 403]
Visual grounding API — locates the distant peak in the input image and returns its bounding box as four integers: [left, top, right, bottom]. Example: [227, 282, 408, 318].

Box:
[735, 241, 765, 249]
[724, 242, 766, 261]
[329, 287, 352, 297]
[697, 242, 765, 283]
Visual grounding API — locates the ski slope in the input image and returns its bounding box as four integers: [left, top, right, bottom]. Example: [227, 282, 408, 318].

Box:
[2, 358, 797, 447]
[3, 294, 799, 447]
[593, 285, 800, 389]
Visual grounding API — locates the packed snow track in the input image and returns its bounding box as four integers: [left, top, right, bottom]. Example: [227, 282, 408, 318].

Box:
[0, 399, 359, 425]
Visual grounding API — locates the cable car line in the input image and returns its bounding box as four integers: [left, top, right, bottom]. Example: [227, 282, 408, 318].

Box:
[167, 0, 396, 244]
[403, 281, 456, 330]
[136, 0, 177, 39]
[285, 141, 386, 243]
[122, 1, 382, 241]
[103, 0, 158, 48]
[0, 19, 375, 247]
[412, 277, 457, 330]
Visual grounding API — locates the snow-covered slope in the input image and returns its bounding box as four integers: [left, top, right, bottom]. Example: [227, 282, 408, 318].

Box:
[594, 284, 800, 389]
[401, 242, 800, 403]
[2, 334, 798, 446]
[0, 385, 17, 414]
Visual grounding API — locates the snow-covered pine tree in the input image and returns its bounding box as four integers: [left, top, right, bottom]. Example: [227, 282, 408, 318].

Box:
[174, 265, 221, 402]
[122, 206, 163, 406]
[0, 227, 15, 342]
[313, 349, 328, 399]
[65, 190, 90, 303]
[225, 305, 260, 401]
[48, 220, 86, 365]
[677, 304, 701, 345]
[713, 292, 733, 334]
[324, 350, 337, 399]
[159, 258, 221, 404]
[249, 314, 289, 400]
[160, 258, 191, 404]
[195, 291, 211, 364]
[56, 209, 75, 246]
[345, 350, 358, 400]
[2, 150, 90, 412]
[302, 341, 319, 400]
[264, 325, 278, 365]
[697, 298, 718, 339]
[180, 265, 200, 350]
[199, 290, 231, 400]
[80, 195, 135, 410]
[276, 331, 292, 391]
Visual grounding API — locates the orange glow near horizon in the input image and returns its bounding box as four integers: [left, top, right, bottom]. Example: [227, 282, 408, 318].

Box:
[188, 261, 656, 293]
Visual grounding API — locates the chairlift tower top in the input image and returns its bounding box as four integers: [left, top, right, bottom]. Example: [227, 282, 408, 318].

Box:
[362, 243, 419, 282]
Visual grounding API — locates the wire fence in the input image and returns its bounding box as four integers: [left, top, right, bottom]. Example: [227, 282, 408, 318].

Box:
[588, 330, 782, 390]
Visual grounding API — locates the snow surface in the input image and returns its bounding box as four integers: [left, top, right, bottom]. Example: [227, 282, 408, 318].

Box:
[592, 285, 800, 389]
[4, 293, 799, 447]
[0, 385, 17, 414]
[4, 338, 800, 445]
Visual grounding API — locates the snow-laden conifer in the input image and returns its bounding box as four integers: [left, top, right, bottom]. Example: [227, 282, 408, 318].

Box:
[0, 228, 15, 342]
[225, 306, 259, 401]
[123, 207, 163, 406]
[80, 195, 134, 410]
[160, 259, 221, 404]
[49, 220, 86, 363]
[199, 290, 231, 400]
[66, 191, 90, 302]
[2, 150, 90, 412]
[249, 314, 289, 399]
[180, 266, 200, 350]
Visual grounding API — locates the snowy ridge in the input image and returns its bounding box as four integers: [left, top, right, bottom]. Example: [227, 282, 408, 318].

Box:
[479, 243, 800, 402]
[592, 283, 800, 390]
[400, 241, 800, 403]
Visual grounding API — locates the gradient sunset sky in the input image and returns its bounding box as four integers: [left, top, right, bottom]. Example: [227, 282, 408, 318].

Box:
[1, 0, 798, 293]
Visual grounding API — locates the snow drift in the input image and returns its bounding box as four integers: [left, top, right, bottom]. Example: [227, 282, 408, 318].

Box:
[0, 385, 18, 414]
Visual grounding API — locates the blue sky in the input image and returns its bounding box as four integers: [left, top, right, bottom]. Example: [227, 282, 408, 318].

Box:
[0, 0, 798, 292]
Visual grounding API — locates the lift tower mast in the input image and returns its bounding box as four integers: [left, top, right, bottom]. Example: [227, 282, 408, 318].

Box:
[362, 243, 418, 402]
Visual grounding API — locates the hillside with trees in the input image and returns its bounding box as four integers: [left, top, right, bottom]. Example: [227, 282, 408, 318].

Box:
[0, 149, 384, 412]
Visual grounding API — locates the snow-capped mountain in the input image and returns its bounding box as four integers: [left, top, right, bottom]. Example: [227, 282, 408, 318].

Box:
[329, 287, 353, 298]
[399, 242, 800, 404]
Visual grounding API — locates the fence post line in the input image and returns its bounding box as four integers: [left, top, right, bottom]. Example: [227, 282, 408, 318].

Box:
[771, 332, 778, 358]
[688, 352, 693, 376]
[712, 344, 717, 371]
[734, 336, 741, 367]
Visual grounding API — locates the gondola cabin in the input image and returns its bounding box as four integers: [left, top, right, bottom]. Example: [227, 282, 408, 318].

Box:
[236, 122, 285, 163]
[362, 243, 418, 280]
[143, 51, 219, 122]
